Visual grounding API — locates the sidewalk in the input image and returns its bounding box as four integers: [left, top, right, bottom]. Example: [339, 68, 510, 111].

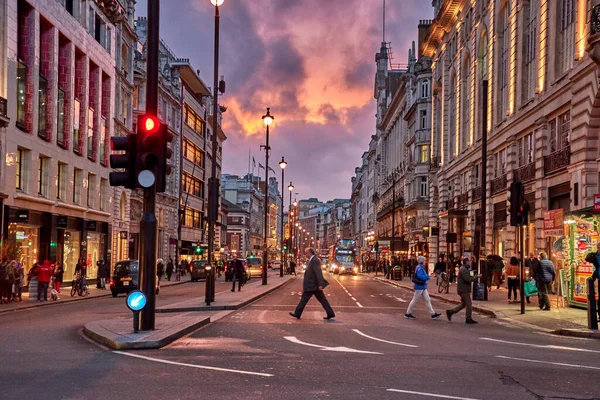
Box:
[0, 276, 191, 315]
[372, 274, 589, 333]
[84, 275, 295, 349]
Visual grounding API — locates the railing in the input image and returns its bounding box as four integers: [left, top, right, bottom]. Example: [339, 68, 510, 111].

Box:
[543, 146, 570, 175]
[0, 97, 7, 119]
[491, 174, 507, 195]
[457, 192, 468, 209]
[472, 186, 482, 201]
[592, 4, 600, 35]
[514, 162, 536, 182]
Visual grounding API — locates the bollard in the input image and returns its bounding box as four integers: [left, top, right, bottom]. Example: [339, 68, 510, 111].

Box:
[205, 266, 213, 306]
[587, 277, 598, 330]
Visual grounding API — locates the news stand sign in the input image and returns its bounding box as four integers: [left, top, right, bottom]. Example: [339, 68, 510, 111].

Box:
[594, 194, 600, 213]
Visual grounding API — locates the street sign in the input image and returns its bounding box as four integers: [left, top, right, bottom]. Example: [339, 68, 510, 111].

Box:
[594, 194, 600, 213]
[126, 290, 147, 312]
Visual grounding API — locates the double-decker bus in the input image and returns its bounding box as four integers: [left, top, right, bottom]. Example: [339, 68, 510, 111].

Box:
[328, 239, 358, 275]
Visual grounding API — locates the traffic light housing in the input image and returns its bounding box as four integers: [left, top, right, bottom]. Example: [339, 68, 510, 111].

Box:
[136, 114, 173, 192]
[109, 134, 137, 189]
[510, 181, 529, 226]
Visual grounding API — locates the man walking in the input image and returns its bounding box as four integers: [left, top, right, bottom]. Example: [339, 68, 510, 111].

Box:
[231, 255, 244, 292]
[290, 248, 335, 320]
[36, 260, 53, 302]
[539, 252, 555, 311]
[446, 258, 480, 324]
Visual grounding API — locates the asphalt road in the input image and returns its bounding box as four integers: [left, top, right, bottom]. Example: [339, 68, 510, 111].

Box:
[2, 272, 600, 400]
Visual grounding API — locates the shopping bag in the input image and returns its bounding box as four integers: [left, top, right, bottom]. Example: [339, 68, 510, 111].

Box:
[473, 282, 485, 301]
[524, 279, 538, 297]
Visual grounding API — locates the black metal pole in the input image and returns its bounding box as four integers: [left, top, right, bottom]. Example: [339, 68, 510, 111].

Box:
[280, 168, 285, 277]
[263, 122, 270, 285]
[289, 185, 293, 262]
[206, 3, 220, 304]
[138, 0, 160, 331]
[391, 176, 396, 265]
[520, 225, 525, 314]
[481, 80, 488, 301]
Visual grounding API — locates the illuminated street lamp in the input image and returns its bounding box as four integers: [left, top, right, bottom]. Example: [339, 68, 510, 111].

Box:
[260, 108, 274, 285]
[278, 157, 287, 277]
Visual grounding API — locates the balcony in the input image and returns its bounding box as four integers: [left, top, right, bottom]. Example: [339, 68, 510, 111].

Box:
[0, 97, 8, 127]
[457, 192, 468, 209]
[491, 174, 507, 195]
[514, 162, 536, 182]
[544, 146, 570, 176]
[471, 186, 482, 202]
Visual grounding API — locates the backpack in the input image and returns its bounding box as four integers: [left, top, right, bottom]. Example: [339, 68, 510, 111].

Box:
[0, 264, 6, 280]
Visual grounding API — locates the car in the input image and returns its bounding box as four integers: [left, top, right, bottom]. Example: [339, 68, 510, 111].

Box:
[270, 260, 281, 270]
[190, 260, 208, 282]
[329, 263, 338, 274]
[225, 259, 250, 282]
[110, 260, 159, 297]
[246, 257, 264, 276]
[337, 264, 359, 276]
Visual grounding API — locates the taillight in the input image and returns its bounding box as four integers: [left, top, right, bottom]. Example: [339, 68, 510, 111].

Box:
[109, 278, 114, 286]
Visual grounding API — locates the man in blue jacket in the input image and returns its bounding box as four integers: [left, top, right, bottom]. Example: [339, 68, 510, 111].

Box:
[404, 256, 442, 320]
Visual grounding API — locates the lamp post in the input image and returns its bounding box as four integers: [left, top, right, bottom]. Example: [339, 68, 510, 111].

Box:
[279, 157, 287, 277]
[288, 182, 294, 265]
[261, 108, 274, 285]
[206, 0, 224, 306]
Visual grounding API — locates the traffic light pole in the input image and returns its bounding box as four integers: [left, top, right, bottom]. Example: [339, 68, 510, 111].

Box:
[138, 0, 160, 331]
[206, 3, 220, 304]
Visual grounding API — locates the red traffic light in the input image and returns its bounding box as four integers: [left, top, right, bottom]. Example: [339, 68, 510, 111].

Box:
[141, 115, 159, 133]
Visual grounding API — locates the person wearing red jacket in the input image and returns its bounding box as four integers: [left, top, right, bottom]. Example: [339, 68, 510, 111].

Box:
[35, 260, 53, 302]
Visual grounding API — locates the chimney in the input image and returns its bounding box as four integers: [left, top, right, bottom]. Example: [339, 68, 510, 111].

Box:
[418, 19, 432, 58]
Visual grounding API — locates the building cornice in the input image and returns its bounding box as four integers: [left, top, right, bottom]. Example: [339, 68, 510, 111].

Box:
[421, 0, 465, 58]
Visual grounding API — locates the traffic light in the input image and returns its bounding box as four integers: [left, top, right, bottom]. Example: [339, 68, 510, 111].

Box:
[109, 134, 137, 189]
[135, 114, 173, 192]
[510, 181, 529, 226]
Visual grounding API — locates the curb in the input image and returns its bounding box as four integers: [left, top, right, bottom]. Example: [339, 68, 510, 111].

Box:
[156, 276, 295, 313]
[552, 328, 600, 339]
[83, 316, 211, 350]
[373, 277, 498, 318]
[0, 280, 190, 315]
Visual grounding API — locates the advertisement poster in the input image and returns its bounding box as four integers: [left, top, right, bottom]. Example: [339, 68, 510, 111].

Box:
[544, 209, 564, 237]
[565, 216, 599, 306]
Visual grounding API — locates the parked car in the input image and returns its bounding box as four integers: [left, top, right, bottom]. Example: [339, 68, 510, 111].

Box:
[190, 260, 208, 282]
[110, 260, 159, 297]
[225, 259, 250, 282]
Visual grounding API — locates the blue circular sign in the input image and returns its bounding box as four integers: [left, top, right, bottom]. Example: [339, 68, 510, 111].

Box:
[126, 290, 147, 311]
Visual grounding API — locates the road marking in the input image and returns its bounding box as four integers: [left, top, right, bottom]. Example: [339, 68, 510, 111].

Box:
[495, 355, 600, 370]
[356, 302, 364, 308]
[283, 336, 382, 355]
[395, 297, 407, 303]
[351, 297, 357, 301]
[481, 337, 600, 354]
[113, 351, 274, 377]
[353, 329, 418, 348]
[387, 388, 480, 399]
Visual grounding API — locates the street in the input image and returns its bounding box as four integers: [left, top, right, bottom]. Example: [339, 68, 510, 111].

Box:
[2, 272, 600, 399]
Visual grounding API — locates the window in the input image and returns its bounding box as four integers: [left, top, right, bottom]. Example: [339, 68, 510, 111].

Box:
[419, 145, 429, 164]
[473, 163, 481, 184]
[16, 149, 23, 190]
[74, 99, 81, 154]
[37, 156, 46, 196]
[100, 178, 108, 211]
[182, 172, 203, 198]
[87, 108, 94, 160]
[517, 133, 534, 166]
[549, 111, 571, 152]
[449, 74, 457, 158]
[16, 62, 27, 129]
[88, 8, 94, 36]
[183, 139, 204, 166]
[99, 117, 106, 164]
[498, 2, 510, 119]
[132, 86, 138, 108]
[523, 0, 538, 101]
[478, 30, 489, 141]
[57, 89, 65, 146]
[73, 168, 82, 204]
[38, 76, 48, 139]
[184, 105, 205, 135]
[462, 57, 470, 148]
[183, 208, 203, 228]
[420, 80, 429, 98]
[419, 177, 428, 198]
[106, 26, 111, 54]
[57, 163, 66, 200]
[420, 110, 428, 129]
[94, 14, 105, 46]
[558, 0, 575, 75]
[495, 149, 507, 178]
[87, 173, 96, 208]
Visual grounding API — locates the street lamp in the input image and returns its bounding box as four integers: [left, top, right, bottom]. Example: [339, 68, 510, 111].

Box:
[261, 108, 274, 285]
[206, 0, 225, 306]
[278, 157, 287, 277]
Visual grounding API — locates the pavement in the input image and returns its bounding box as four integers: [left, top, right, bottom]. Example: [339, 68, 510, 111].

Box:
[3, 271, 600, 399]
[372, 273, 592, 334]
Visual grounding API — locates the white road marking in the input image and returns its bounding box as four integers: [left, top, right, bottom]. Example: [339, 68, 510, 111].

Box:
[481, 337, 600, 354]
[283, 336, 382, 355]
[113, 351, 274, 377]
[353, 329, 418, 348]
[387, 388, 480, 399]
[395, 297, 407, 303]
[495, 355, 600, 370]
[351, 297, 357, 301]
[356, 302, 364, 308]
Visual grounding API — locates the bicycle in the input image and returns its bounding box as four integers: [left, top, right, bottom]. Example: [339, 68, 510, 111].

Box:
[437, 271, 450, 294]
[70, 275, 90, 297]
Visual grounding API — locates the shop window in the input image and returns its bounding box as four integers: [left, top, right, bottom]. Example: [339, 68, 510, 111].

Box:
[57, 89, 66, 146]
[16, 62, 27, 130]
[38, 76, 48, 139]
[57, 162, 67, 201]
[16, 148, 24, 190]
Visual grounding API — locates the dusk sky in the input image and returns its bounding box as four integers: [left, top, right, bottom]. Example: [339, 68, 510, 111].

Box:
[136, 1, 433, 200]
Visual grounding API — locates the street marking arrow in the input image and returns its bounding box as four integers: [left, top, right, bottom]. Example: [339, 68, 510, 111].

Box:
[283, 336, 382, 355]
[353, 329, 418, 348]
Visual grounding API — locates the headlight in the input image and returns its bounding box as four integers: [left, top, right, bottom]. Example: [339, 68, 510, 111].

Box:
[353, 267, 358, 272]
[341, 267, 346, 270]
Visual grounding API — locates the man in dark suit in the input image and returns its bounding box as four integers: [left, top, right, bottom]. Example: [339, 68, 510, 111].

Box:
[231, 255, 245, 292]
[290, 248, 335, 320]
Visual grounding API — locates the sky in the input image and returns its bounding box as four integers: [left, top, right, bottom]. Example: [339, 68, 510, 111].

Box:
[135, 0, 433, 200]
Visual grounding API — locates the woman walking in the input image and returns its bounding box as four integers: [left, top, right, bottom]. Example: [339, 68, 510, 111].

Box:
[13, 262, 24, 302]
[506, 256, 519, 303]
[404, 256, 442, 320]
[53, 263, 64, 293]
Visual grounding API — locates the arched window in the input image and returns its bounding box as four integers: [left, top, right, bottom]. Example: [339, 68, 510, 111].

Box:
[524, 0, 538, 101]
[462, 54, 471, 149]
[497, 1, 510, 120]
[557, 0, 575, 75]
